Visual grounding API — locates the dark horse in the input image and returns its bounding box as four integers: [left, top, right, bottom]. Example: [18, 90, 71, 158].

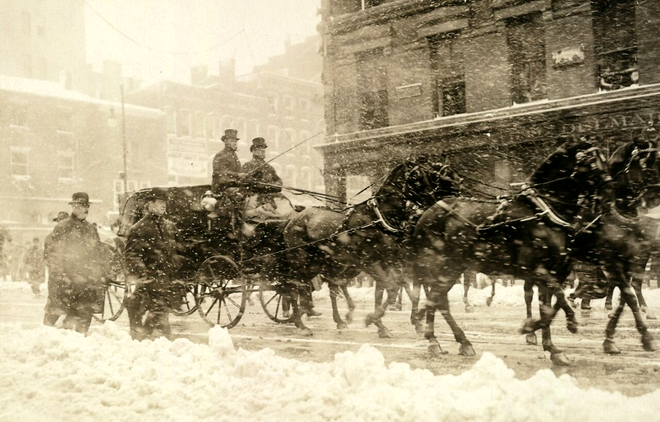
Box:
[282, 155, 462, 336]
[409, 140, 613, 365]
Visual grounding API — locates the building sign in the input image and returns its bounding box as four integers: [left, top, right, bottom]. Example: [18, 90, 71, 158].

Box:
[167, 137, 206, 155]
[396, 83, 422, 99]
[167, 156, 208, 178]
[561, 111, 657, 134]
[551, 45, 585, 69]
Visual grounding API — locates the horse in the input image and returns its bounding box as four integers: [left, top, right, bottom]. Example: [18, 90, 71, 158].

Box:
[281, 155, 463, 337]
[408, 139, 613, 365]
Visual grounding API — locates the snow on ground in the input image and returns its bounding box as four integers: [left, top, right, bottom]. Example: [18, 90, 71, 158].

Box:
[1, 322, 659, 422]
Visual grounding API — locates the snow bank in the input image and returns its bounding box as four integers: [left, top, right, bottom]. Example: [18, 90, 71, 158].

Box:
[1, 323, 658, 422]
[0, 280, 44, 293]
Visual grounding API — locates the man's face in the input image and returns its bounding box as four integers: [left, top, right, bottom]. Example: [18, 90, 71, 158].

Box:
[253, 147, 266, 159]
[71, 203, 89, 220]
[225, 139, 238, 151]
[147, 199, 167, 216]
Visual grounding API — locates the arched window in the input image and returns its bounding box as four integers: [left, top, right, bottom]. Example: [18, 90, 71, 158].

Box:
[282, 95, 295, 110]
[300, 130, 312, 156]
[249, 119, 261, 140]
[285, 165, 297, 187]
[300, 166, 313, 190]
[205, 114, 219, 139]
[284, 128, 296, 156]
[267, 125, 280, 153]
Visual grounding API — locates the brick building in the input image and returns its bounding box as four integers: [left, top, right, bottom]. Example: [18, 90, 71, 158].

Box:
[318, 0, 660, 201]
[0, 75, 165, 241]
[128, 37, 326, 203]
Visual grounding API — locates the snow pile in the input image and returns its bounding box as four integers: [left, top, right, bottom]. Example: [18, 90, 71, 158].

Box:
[1, 322, 658, 422]
[0, 280, 44, 293]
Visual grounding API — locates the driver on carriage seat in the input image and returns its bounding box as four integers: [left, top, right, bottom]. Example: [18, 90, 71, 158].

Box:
[242, 137, 295, 224]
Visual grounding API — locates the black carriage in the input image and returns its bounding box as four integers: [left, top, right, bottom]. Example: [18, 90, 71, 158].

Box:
[97, 184, 301, 328]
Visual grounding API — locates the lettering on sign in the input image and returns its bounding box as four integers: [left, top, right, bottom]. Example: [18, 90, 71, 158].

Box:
[167, 136, 206, 155]
[167, 156, 208, 178]
[396, 83, 422, 99]
[561, 111, 657, 134]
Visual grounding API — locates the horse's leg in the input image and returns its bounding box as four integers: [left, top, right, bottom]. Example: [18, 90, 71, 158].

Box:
[328, 283, 347, 330]
[365, 263, 396, 338]
[409, 276, 424, 334]
[374, 281, 385, 310]
[605, 267, 656, 353]
[393, 287, 403, 311]
[462, 272, 474, 313]
[341, 284, 355, 324]
[538, 285, 571, 365]
[288, 287, 312, 336]
[436, 282, 475, 356]
[486, 277, 496, 307]
[605, 282, 615, 312]
[523, 280, 537, 345]
[632, 275, 655, 319]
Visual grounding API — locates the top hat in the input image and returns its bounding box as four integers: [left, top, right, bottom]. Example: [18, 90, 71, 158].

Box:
[250, 137, 267, 152]
[221, 129, 239, 142]
[53, 211, 69, 222]
[69, 192, 90, 206]
[143, 188, 168, 202]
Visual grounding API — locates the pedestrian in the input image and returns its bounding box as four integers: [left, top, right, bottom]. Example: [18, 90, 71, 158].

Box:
[43, 211, 69, 326]
[21, 237, 44, 297]
[124, 188, 181, 341]
[46, 194, 105, 334]
[0, 225, 10, 281]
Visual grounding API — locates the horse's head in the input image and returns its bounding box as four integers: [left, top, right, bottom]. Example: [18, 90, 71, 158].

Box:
[401, 155, 462, 207]
[609, 128, 660, 214]
[530, 139, 612, 217]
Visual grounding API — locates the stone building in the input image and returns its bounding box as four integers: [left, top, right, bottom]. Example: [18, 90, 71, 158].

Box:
[0, 75, 165, 241]
[318, 0, 660, 200]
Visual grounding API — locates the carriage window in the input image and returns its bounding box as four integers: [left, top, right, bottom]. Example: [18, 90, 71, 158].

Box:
[506, 12, 547, 104]
[592, 0, 638, 91]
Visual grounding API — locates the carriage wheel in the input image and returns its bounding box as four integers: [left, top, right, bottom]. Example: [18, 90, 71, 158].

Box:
[171, 282, 198, 317]
[93, 253, 131, 322]
[195, 256, 247, 328]
[259, 282, 294, 324]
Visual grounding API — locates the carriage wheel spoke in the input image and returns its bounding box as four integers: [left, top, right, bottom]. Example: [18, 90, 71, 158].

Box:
[106, 292, 115, 316]
[264, 291, 278, 308]
[221, 297, 233, 324]
[275, 294, 282, 318]
[225, 295, 240, 309]
[204, 297, 219, 317]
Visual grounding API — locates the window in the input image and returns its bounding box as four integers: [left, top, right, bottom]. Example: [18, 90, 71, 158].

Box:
[36, 57, 47, 80]
[285, 165, 297, 187]
[267, 125, 280, 152]
[429, 32, 466, 117]
[592, 0, 638, 91]
[357, 48, 389, 130]
[23, 54, 32, 78]
[22, 11, 31, 35]
[299, 99, 311, 111]
[178, 110, 191, 136]
[282, 95, 295, 111]
[10, 105, 28, 127]
[300, 166, 313, 190]
[284, 128, 297, 155]
[506, 13, 547, 104]
[236, 118, 248, 140]
[300, 131, 312, 155]
[36, 15, 45, 37]
[221, 115, 233, 134]
[57, 154, 74, 180]
[10, 148, 29, 179]
[249, 119, 260, 140]
[165, 108, 176, 134]
[193, 112, 205, 137]
[205, 114, 219, 139]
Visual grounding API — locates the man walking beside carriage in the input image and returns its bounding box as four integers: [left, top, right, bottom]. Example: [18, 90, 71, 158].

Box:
[124, 188, 182, 341]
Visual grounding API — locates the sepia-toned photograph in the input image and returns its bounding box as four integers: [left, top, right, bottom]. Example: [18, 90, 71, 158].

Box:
[1, 0, 659, 421]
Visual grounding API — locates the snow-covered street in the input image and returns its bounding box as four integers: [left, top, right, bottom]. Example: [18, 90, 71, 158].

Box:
[2, 280, 659, 422]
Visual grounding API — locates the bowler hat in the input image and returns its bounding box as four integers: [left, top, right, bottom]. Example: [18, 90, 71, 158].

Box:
[250, 137, 267, 152]
[221, 129, 239, 142]
[69, 192, 90, 206]
[53, 211, 69, 222]
[143, 188, 168, 202]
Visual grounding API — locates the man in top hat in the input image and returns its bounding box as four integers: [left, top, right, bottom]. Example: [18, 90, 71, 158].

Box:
[44, 193, 105, 333]
[212, 129, 245, 194]
[242, 137, 282, 194]
[123, 188, 181, 340]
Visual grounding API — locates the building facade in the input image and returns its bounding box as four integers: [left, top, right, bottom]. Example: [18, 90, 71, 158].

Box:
[318, 0, 660, 200]
[128, 38, 326, 203]
[0, 75, 165, 241]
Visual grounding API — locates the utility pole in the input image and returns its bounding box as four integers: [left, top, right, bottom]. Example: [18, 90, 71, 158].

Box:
[120, 84, 128, 193]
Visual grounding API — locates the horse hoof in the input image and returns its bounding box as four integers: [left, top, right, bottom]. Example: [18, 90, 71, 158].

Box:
[337, 322, 348, 330]
[567, 318, 579, 334]
[605, 303, 613, 312]
[365, 314, 376, 327]
[428, 344, 447, 356]
[459, 343, 476, 357]
[603, 339, 621, 355]
[414, 323, 424, 335]
[550, 352, 571, 366]
[282, 310, 290, 319]
[526, 333, 537, 345]
[642, 333, 657, 352]
[464, 305, 474, 313]
[378, 328, 393, 339]
[345, 312, 354, 324]
[486, 297, 493, 307]
[645, 310, 657, 320]
[520, 318, 537, 334]
[299, 328, 313, 337]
